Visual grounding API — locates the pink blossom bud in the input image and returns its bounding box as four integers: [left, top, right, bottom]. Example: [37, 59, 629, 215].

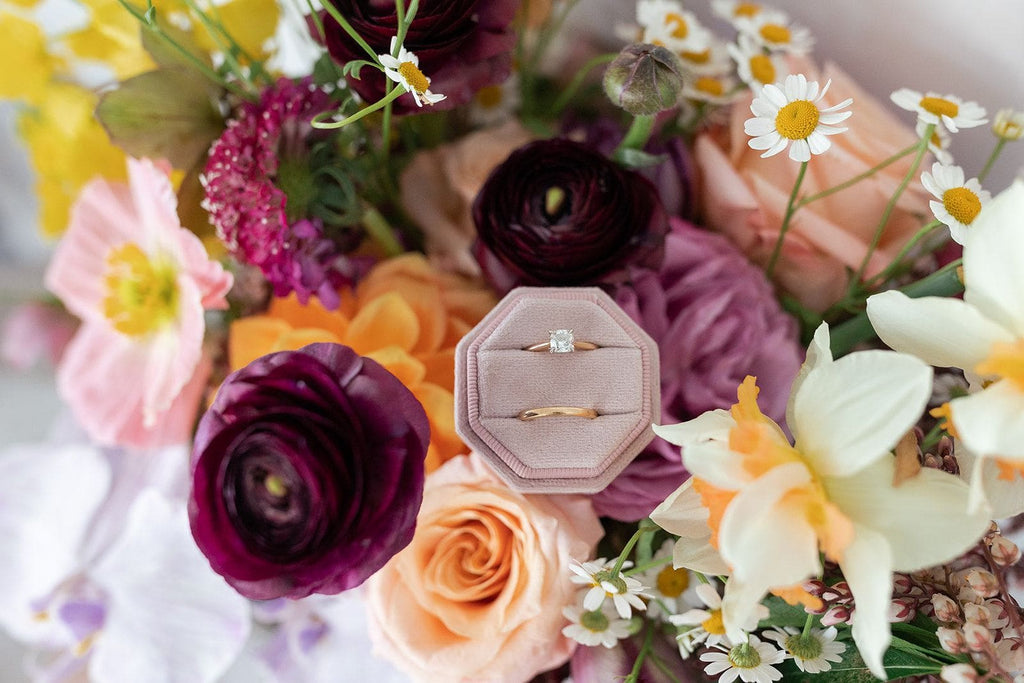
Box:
[966, 569, 1001, 598]
[940, 663, 980, 683]
[888, 598, 916, 623]
[931, 594, 962, 623]
[990, 535, 1022, 566]
[962, 622, 994, 652]
[821, 604, 851, 626]
[822, 582, 851, 602]
[893, 574, 915, 594]
[937, 626, 968, 654]
[963, 602, 992, 626]
[803, 579, 827, 598]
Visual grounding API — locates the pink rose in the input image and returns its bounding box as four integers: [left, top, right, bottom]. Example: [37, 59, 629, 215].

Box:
[399, 121, 533, 276]
[365, 453, 603, 682]
[695, 58, 931, 311]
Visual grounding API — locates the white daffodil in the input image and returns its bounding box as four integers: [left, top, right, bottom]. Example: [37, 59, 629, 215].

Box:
[653, 323, 990, 678]
[890, 88, 987, 133]
[377, 37, 445, 107]
[867, 180, 1024, 517]
[744, 74, 852, 162]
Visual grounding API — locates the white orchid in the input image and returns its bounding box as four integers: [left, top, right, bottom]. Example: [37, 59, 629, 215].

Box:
[867, 180, 1024, 517]
[652, 324, 989, 678]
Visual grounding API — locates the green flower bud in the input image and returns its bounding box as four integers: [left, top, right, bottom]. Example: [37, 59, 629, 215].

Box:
[603, 44, 685, 116]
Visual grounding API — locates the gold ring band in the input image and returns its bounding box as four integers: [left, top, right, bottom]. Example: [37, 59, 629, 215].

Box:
[524, 329, 599, 353]
[518, 406, 599, 421]
[523, 340, 600, 352]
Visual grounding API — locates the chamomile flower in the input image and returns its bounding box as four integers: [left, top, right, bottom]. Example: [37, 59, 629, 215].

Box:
[677, 37, 733, 76]
[918, 119, 954, 165]
[735, 12, 814, 55]
[921, 162, 990, 244]
[637, 540, 701, 620]
[569, 558, 650, 619]
[744, 74, 853, 162]
[712, 0, 774, 24]
[562, 604, 633, 648]
[890, 88, 987, 133]
[728, 33, 787, 90]
[377, 37, 445, 107]
[764, 625, 847, 674]
[670, 582, 767, 656]
[683, 73, 741, 105]
[992, 108, 1024, 141]
[700, 635, 785, 683]
[637, 0, 713, 54]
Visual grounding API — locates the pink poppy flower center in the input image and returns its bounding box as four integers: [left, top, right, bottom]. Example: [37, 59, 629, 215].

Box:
[103, 243, 179, 336]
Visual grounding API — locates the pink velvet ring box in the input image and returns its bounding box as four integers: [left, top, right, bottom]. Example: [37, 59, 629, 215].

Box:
[455, 286, 660, 493]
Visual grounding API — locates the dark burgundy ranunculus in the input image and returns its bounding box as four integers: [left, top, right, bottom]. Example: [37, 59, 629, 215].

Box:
[319, 0, 518, 112]
[188, 343, 429, 600]
[471, 138, 668, 292]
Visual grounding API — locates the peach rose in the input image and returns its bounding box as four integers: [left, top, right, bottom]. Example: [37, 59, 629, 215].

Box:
[695, 58, 932, 311]
[400, 120, 534, 277]
[365, 453, 604, 682]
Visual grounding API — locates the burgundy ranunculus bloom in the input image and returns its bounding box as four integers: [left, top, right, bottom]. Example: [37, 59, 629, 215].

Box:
[188, 343, 429, 600]
[472, 138, 668, 292]
[319, 0, 518, 112]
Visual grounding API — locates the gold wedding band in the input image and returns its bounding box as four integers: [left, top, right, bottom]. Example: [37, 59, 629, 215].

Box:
[518, 406, 599, 421]
[524, 329, 599, 353]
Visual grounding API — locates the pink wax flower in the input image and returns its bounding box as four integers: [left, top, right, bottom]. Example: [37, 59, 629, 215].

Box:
[600, 218, 803, 521]
[45, 158, 233, 448]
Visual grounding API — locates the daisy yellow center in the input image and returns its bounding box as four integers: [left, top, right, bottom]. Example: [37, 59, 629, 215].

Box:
[734, 2, 762, 17]
[398, 61, 430, 94]
[475, 84, 503, 109]
[103, 243, 179, 337]
[681, 48, 711, 64]
[656, 566, 690, 597]
[919, 96, 959, 119]
[580, 609, 610, 632]
[942, 187, 982, 225]
[995, 458, 1024, 482]
[702, 608, 726, 635]
[695, 77, 725, 97]
[665, 12, 689, 38]
[976, 339, 1024, 390]
[759, 23, 791, 44]
[775, 100, 820, 140]
[749, 54, 775, 85]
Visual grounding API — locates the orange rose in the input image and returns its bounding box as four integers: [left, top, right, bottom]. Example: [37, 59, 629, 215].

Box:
[695, 58, 932, 311]
[229, 254, 497, 471]
[365, 454, 603, 682]
[399, 120, 534, 276]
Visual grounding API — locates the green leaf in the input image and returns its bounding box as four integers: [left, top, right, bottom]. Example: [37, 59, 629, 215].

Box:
[96, 67, 224, 170]
[139, 16, 212, 71]
[762, 595, 811, 629]
[772, 632, 944, 682]
[342, 59, 380, 80]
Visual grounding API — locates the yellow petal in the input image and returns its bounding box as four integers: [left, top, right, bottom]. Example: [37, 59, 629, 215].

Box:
[228, 317, 292, 370]
[192, 0, 279, 60]
[413, 382, 466, 473]
[357, 255, 446, 355]
[0, 13, 59, 103]
[267, 293, 351, 336]
[344, 292, 420, 356]
[364, 347, 426, 388]
[63, 0, 154, 79]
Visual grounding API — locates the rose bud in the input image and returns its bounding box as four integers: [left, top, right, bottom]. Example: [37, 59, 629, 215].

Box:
[472, 138, 668, 291]
[603, 44, 685, 116]
[188, 343, 430, 600]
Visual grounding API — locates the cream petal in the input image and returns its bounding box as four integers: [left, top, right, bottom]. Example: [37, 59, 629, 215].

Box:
[793, 349, 932, 477]
[786, 323, 833, 438]
[650, 479, 710, 539]
[788, 139, 811, 162]
[674, 538, 730, 576]
[721, 576, 774, 644]
[806, 132, 832, 155]
[839, 525, 892, 680]
[953, 381, 1024, 459]
[653, 409, 734, 447]
[824, 458, 989, 571]
[963, 181, 1024, 337]
[744, 117, 777, 136]
[749, 131, 782, 150]
[867, 291, 1012, 369]
[682, 441, 753, 490]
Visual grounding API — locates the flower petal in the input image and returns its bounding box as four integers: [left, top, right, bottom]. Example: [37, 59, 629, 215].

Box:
[960, 451, 1024, 518]
[838, 525, 892, 680]
[682, 441, 753, 490]
[963, 180, 1024, 337]
[786, 322, 832, 438]
[793, 349, 931, 477]
[653, 409, 734, 447]
[952, 380, 1024, 459]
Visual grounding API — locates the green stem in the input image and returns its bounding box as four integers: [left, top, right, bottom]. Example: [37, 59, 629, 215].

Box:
[394, 0, 419, 54]
[613, 114, 655, 157]
[851, 124, 933, 287]
[624, 555, 672, 576]
[611, 526, 648, 578]
[978, 138, 1007, 184]
[551, 52, 617, 116]
[181, 0, 254, 88]
[520, 0, 580, 114]
[624, 622, 655, 683]
[864, 220, 942, 288]
[381, 83, 395, 160]
[801, 612, 815, 638]
[319, 0, 380, 62]
[312, 86, 405, 130]
[765, 160, 808, 280]
[360, 205, 405, 256]
[796, 142, 918, 209]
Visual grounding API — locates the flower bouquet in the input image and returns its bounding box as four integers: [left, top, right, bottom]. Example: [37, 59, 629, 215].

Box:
[3, 0, 1024, 681]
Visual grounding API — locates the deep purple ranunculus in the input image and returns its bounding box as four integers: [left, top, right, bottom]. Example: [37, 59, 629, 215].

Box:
[188, 343, 429, 600]
[594, 218, 803, 521]
[472, 138, 668, 292]
[319, 0, 518, 112]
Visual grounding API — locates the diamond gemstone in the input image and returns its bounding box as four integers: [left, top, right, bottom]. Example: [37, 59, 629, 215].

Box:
[549, 329, 575, 353]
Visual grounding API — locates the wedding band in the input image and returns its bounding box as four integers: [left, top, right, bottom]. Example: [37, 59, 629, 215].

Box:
[524, 329, 599, 353]
[518, 406, 599, 421]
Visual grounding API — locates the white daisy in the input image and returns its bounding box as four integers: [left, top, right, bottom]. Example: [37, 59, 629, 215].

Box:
[682, 73, 741, 105]
[670, 582, 768, 656]
[993, 108, 1024, 141]
[735, 12, 814, 55]
[677, 37, 734, 76]
[764, 625, 847, 674]
[744, 74, 853, 162]
[920, 162, 990, 244]
[562, 604, 633, 648]
[918, 119, 954, 165]
[890, 88, 987, 133]
[637, 0, 713, 54]
[728, 33, 787, 90]
[569, 558, 651, 619]
[711, 0, 776, 24]
[377, 37, 446, 107]
[700, 635, 786, 683]
[635, 540, 702, 620]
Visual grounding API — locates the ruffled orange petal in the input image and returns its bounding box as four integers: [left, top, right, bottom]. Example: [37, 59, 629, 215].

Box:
[357, 255, 447, 356]
[414, 382, 466, 473]
[344, 292, 420, 356]
[421, 348, 457, 392]
[267, 292, 351, 337]
[229, 317, 292, 370]
[365, 347, 427, 388]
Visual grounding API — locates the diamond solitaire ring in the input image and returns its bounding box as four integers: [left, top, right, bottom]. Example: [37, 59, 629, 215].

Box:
[523, 329, 599, 353]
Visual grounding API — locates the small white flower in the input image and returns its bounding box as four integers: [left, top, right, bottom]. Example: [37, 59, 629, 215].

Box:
[918, 118, 954, 164]
[993, 108, 1024, 141]
[569, 558, 650, 619]
[635, 540, 701, 620]
[711, 0, 776, 25]
[677, 37, 733, 76]
[764, 625, 847, 674]
[890, 88, 987, 133]
[377, 37, 446, 107]
[682, 73, 740, 105]
[744, 74, 853, 162]
[637, 0, 713, 54]
[561, 604, 632, 648]
[728, 33, 787, 90]
[700, 634, 785, 683]
[670, 582, 766, 656]
[735, 12, 814, 55]
[921, 162, 990, 244]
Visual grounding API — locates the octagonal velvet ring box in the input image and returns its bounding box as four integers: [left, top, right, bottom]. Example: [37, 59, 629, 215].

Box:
[455, 287, 660, 493]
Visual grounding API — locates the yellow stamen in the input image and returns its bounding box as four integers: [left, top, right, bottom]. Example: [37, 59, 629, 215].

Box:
[665, 12, 689, 39]
[265, 474, 288, 497]
[995, 458, 1024, 482]
[920, 96, 959, 119]
[681, 48, 711, 64]
[103, 243, 179, 337]
[702, 609, 726, 635]
[74, 633, 98, 657]
[942, 187, 982, 225]
[397, 61, 430, 94]
[694, 76, 724, 97]
[977, 340, 1024, 390]
[759, 23, 791, 44]
[749, 54, 775, 85]
[734, 2, 761, 17]
[775, 100, 820, 140]
[656, 566, 690, 598]
[929, 402, 960, 439]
